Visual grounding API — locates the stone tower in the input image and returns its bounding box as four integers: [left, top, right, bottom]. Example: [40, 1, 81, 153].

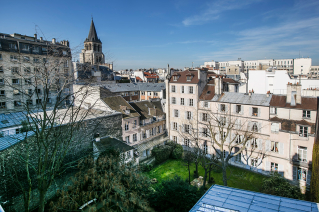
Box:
[80, 19, 105, 65]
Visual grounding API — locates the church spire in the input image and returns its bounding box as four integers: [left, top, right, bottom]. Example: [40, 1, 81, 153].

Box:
[86, 19, 101, 43]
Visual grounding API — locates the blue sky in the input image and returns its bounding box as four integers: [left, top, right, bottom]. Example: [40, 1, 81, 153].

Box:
[1, 0, 319, 70]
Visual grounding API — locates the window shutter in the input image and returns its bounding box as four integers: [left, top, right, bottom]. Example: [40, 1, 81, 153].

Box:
[185, 86, 188, 94]
[249, 107, 252, 116]
[199, 127, 203, 137]
[226, 133, 230, 143]
[218, 104, 221, 112]
[293, 166, 297, 180]
[184, 112, 187, 119]
[182, 124, 185, 133]
[278, 164, 284, 176]
[186, 98, 189, 106]
[180, 86, 182, 93]
[199, 113, 203, 122]
[258, 139, 263, 150]
[266, 140, 271, 151]
[248, 121, 252, 131]
[171, 123, 173, 130]
[246, 139, 250, 148]
[190, 125, 192, 134]
[216, 132, 220, 141]
[191, 111, 193, 120]
[258, 108, 261, 117]
[257, 158, 262, 169]
[271, 123, 275, 132]
[307, 169, 312, 185]
[258, 123, 262, 133]
[233, 104, 236, 113]
[279, 142, 284, 155]
[225, 105, 228, 113]
[265, 161, 270, 171]
[237, 119, 241, 130]
[231, 133, 235, 143]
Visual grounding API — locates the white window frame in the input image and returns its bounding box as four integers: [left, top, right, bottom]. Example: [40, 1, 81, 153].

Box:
[299, 126, 308, 137]
[271, 162, 278, 172]
[189, 99, 194, 106]
[180, 98, 184, 105]
[174, 109, 179, 118]
[302, 110, 310, 118]
[189, 86, 193, 94]
[297, 146, 307, 162]
[171, 85, 176, 93]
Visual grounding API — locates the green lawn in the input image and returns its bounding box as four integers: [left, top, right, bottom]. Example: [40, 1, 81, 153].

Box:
[146, 159, 268, 192]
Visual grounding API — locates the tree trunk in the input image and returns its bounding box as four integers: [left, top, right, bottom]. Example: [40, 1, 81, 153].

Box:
[188, 162, 191, 185]
[23, 188, 31, 212]
[311, 142, 319, 202]
[194, 161, 199, 178]
[208, 164, 212, 183]
[202, 168, 208, 190]
[222, 164, 227, 186]
[38, 189, 47, 212]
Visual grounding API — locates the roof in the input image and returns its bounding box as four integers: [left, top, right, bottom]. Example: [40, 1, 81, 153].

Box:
[200, 85, 215, 100]
[0, 111, 28, 129]
[223, 78, 239, 84]
[136, 76, 143, 82]
[94, 137, 134, 153]
[270, 95, 317, 110]
[129, 100, 164, 120]
[101, 96, 140, 119]
[0, 132, 35, 152]
[85, 19, 101, 43]
[211, 92, 272, 106]
[270, 117, 315, 133]
[170, 70, 199, 84]
[100, 83, 165, 93]
[190, 184, 319, 212]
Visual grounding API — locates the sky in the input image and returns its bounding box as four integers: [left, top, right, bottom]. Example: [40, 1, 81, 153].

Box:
[1, 0, 319, 70]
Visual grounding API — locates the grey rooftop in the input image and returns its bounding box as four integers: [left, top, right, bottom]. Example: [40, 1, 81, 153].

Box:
[0, 132, 35, 152]
[190, 184, 319, 212]
[211, 92, 272, 106]
[100, 83, 165, 93]
[0, 112, 28, 129]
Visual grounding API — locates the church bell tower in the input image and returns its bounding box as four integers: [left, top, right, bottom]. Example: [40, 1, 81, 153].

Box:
[80, 19, 105, 65]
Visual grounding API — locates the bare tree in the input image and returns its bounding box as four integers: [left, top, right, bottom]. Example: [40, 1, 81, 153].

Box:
[2, 37, 101, 212]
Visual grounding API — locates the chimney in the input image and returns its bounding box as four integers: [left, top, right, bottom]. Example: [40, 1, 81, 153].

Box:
[286, 83, 301, 106]
[94, 133, 100, 142]
[249, 90, 251, 96]
[34, 34, 37, 40]
[40, 37, 43, 42]
[52, 38, 56, 44]
[198, 69, 201, 80]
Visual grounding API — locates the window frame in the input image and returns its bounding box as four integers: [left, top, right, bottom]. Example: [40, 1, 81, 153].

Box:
[302, 110, 310, 118]
[299, 125, 308, 137]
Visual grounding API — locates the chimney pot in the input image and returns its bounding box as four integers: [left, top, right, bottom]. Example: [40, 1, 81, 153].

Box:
[34, 34, 37, 39]
[52, 38, 56, 44]
[40, 37, 43, 41]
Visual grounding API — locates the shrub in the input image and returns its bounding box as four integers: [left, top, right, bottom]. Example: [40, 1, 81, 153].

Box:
[140, 163, 153, 172]
[172, 144, 183, 159]
[262, 172, 303, 199]
[148, 175, 204, 212]
[152, 145, 173, 164]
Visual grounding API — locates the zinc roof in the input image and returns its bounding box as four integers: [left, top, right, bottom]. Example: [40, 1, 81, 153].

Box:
[100, 83, 165, 93]
[211, 92, 272, 106]
[0, 112, 27, 129]
[0, 132, 35, 152]
[190, 185, 319, 212]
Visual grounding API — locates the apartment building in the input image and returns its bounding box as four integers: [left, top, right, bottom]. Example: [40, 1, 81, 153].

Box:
[166, 70, 316, 190]
[0, 32, 72, 112]
[219, 60, 244, 75]
[244, 59, 274, 72]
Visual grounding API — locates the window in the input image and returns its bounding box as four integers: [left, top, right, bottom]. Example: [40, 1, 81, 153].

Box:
[0, 102, 6, 109]
[10, 55, 18, 61]
[0, 66, 3, 72]
[251, 138, 258, 148]
[271, 123, 279, 133]
[223, 150, 226, 158]
[189, 86, 193, 94]
[236, 135, 241, 144]
[47, 98, 52, 103]
[295, 167, 307, 181]
[173, 122, 178, 130]
[271, 141, 279, 153]
[36, 99, 42, 104]
[125, 136, 130, 143]
[186, 76, 192, 81]
[299, 126, 308, 137]
[24, 67, 31, 73]
[0, 90, 5, 96]
[148, 92, 152, 96]
[133, 134, 137, 142]
[180, 98, 184, 105]
[271, 162, 278, 172]
[25, 79, 31, 85]
[186, 111, 192, 120]
[220, 104, 226, 112]
[185, 125, 190, 133]
[33, 57, 40, 63]
[13, 89, 20, 95]
[203, 143, 208, 154]
[33, 46, 40, 53]
[203, 128, 208, 137]
[171, 85, 176, 92]
[125, 122, 129, 131]
[251, 122, 258, 132]
[236, 105, 241, 114]
[173, 76, 178, 81]
[141, 91, 145, 95]
[0, 79, 3, 84]
[202, 113, 208, 122]
[154, 92, 158, 96]
[220, 116, 226, 126]
[134, 91, 138, 95]
[15, 128, 20, 134]
[35, 88, 41, 94]
[11, 67, 19, 74]
[234, 152, 241, 163]
[174, 109, 179, 117]
[0, 54, 2, 60]
[251, 158, 258, 167]
[181, 86, 184, 93]
[14, 101, 21, 107]
[12, 79, 19, 84]
[302, 110, 310, 118]
[204, 102, 208, 107]
[21, 44, 29, 51]
[172, 97, 176, 104]
[23, 56, 30, 62]
[184, 138, 190, 147]
[173, 136, 177, 143]
[270, 107, 277, 115]
[9, 43, 17, 50]
[298, 146, 307, 162]
[189, 99, 194, 106]
[133, 120, 137, 128]
[252, 107, 258, 116]
[27, 100, 32, 105]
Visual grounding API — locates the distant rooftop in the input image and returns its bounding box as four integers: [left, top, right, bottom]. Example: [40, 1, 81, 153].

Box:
[190, 184, 319, 212]
[211, 92, 272, 106]
[100, 83, 165, 93]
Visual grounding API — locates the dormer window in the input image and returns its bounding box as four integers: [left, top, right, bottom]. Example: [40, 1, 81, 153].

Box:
[187, 76, 192, 81]
[173, 76, 178, 81]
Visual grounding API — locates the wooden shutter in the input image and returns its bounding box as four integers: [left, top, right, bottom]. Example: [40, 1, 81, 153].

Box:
[265, 161, 270, 172]
[279, 142, 284, 155]
[258, 139, 263, 150]
[199, 113, 203, 122]
[184, 111, 187, 119]
[265, 140, 271, 151]
[257, 108, 261, 117]
[233, 104, 236, 113]
[249, 107, 252, 116]
[278, 164, 284, 176]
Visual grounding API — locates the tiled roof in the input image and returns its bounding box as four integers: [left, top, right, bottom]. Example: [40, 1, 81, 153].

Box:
[101, 96, 140, 119]
[211, 92, 272, 106]
[136, 77, 143, 82]
[0, 132, 35, 152]
[100, 83, 165, 93]
[270, 117, 315, 132]
[223, 78, 239, 84]
[190, 184, 319, 212]
[94, 136, 134, 153]
[129, 100, 164, 120]
[200, 85, 215, 100]
[270, 95, 317, 110]
[170, 70, 199, 84]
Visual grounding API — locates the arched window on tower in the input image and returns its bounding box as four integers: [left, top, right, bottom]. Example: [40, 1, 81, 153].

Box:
[89, 44, 92, 50]
[98, 45, 100, 52]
